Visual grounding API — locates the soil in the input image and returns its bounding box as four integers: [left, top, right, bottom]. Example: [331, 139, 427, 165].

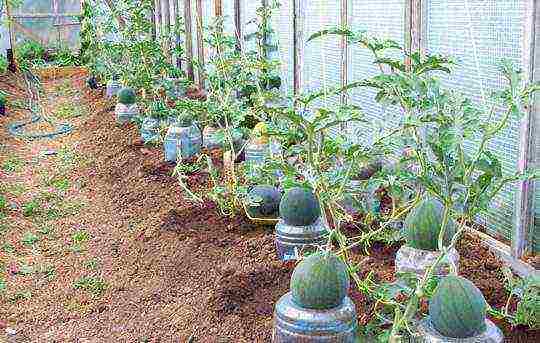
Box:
[0, 69, 538, 342]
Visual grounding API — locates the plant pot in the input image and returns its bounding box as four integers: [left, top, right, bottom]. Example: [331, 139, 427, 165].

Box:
[164, 124, 202, 162]
[274, 217, 328, 261]
[115, 103, 139, 125]
[106, 80, 122, 98]
[415, 318, 503, 343]
[273, 292, 358, 342]
[395, 245, 459, 282]
[165, 77, 187, 99]
[140, 117, 161, 144]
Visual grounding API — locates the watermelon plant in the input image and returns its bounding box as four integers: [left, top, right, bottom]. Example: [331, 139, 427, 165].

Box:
[308, 27, 540, 341]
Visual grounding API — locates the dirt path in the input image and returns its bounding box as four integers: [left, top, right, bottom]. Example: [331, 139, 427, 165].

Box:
[1, 70, 538, 343]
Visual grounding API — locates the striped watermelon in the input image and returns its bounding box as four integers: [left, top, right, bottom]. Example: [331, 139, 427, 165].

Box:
[429, 275, 488, 338]
[405, 197, 455, 251]
[290, 252, 350, 309]
[279, 187, 321, 226]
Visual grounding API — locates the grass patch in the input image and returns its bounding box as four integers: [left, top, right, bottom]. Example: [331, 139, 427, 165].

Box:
[50, 177, 70, 191]
[22, 199, 41, 217]
[22, 231, 39, 246]
[2, 243, 15, 253]
[74, 276, 107, 297]
[1, 155, 24, 173]
[9, 291, 32, 303]
[0, 182, 27, 196]
[54, 102, 86, 120]
[55, 80, 77, 97]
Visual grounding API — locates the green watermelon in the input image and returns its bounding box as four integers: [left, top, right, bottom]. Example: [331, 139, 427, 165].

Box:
[176, 113, 193, 127]
[279, 187, 321, 226]
[246, 185, 282, 219]
[290, 252, 349, 309]
[405, 197, 455, 251]
[117, 87, 136, 105]
[429, 275, 488, 338]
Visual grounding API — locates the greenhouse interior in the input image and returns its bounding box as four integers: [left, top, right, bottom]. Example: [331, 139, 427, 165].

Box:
[0, 0, 539, 342]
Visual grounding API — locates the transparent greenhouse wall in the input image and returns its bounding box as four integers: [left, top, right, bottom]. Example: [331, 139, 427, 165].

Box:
[347, 0, 406, 146]
[272, 1, 294, 94]
[425, 0, 526, 247]
[301, 0, 341, 109]
[8, 0, 81, 49]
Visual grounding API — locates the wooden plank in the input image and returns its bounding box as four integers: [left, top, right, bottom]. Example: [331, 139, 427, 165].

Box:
[195, 0, 205, 88]
[184, 0, 195, 81]
[513, 0, 537, 258]
[234, 0, 242, 51]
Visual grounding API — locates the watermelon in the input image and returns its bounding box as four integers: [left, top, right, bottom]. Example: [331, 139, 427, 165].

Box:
[176, 113, 193, 127]
[290, 252, 350, 309]
[429, 275, 488, 338]
[405, 197, 455, 251]
[279, 187, 321, 226]
[117, 87, 136, 105]
[246, 185, 281, 219]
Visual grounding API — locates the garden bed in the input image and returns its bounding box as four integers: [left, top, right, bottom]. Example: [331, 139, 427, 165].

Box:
[0, 70, 538, 342]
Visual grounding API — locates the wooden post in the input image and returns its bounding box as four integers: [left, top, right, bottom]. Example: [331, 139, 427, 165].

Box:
[215, 0, 223, 17]
[184, 0, 194, 81]
[173, 0, 181, 68]
[405, 0, 423, 65]
[234, 0, 242, 51]
[293, 0, 305, 95]
[513, 0, 538, 258]
[163, 0, 171, 60]
[5, 0, 16, 51]
[155, 0, 162, 37]
[195, 0, 205, 89]
[340, 0, 348, 105]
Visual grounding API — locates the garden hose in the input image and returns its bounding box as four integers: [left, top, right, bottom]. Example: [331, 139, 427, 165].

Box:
[6, 70, 74, 140]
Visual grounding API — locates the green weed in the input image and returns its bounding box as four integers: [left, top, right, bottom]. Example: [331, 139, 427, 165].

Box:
[2, 243, 15, 253]
[22, 231, 39, 246]
[22, 199, 41, 217]
[74, 276, 107, 296]
[9, 291, 32, 303]
[2, 155, 23, 173]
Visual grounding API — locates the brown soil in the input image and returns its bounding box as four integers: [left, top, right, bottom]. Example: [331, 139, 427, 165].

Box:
[0, 70, 538, 342]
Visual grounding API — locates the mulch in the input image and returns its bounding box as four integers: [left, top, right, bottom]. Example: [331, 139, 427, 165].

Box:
[0, 69, 538, 342]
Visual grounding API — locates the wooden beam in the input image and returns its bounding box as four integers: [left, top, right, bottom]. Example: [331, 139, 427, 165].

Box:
[234, 0, 242, 51]
[195, 0, 205, 88]
[184, 0, 195, 81]
[514, 0, 538, 258]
